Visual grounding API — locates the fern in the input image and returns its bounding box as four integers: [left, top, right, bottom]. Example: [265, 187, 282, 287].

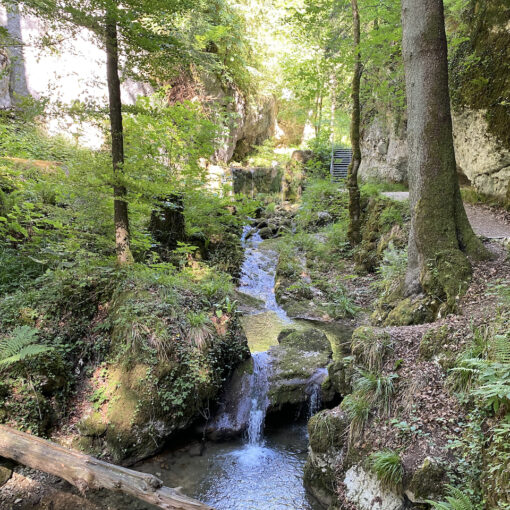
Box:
[490, 334, 510, 364]
[0, 326, 53, 368]
[427, 485, 475, 510]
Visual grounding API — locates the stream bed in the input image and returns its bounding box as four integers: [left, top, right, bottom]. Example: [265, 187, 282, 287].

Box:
[138, 227, 347, 509]
[138, 424, 322, 510]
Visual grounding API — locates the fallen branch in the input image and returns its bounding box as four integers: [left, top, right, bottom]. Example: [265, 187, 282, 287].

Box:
[0, 425, 213, 510]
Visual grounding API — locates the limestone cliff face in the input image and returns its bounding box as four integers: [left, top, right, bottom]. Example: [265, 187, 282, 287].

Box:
[359, 117, 408, 184]
[0, 6, 276, 160]
[359, 111, 509, 200]
[452, 109, 510, 198]
[0, 50, 10, 109]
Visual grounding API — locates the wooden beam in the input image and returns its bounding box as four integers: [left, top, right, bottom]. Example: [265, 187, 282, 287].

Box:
[0, 425, 213, 510]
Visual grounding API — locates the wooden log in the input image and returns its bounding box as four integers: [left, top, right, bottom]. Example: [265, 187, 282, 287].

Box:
[0, 425, 213, 510]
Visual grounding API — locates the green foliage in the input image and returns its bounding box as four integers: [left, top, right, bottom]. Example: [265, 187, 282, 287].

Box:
[0, 326, 53, 370]
[450, 328, 510, 412]
[324, 287, 360, 319]
[369, 450, 403, 490]
[305, 130, 334, 178]
[186, 311, 213, 350]
[375, 242, 408, 299]
[351, 327, 392, 371]
[296, 178, 348, 232]
[428, 485, 476, 510]
[341, 392, 371, 442]
[353, 368, 398, 413]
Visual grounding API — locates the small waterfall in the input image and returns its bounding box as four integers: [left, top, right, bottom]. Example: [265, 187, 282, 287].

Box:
[239, 226, 290, 321]
[308, 384, 322, 418]
[246, 352, 270, 445]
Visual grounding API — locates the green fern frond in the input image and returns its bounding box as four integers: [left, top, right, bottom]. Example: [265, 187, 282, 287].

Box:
[490, 335, 510, 363]
[0, 326, 53, 368]
[427, 485, 475, 510]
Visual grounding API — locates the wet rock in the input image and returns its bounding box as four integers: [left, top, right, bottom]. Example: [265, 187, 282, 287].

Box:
[304, 409, 348, 507]
[267, 328, 332, 413]
[205, 358, 254, 440]
[258, 226, 276, 239]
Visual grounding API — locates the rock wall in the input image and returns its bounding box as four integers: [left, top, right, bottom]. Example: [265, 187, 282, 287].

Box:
[359, 111, 510, 201]
[0, 6, 152, 148]
[359, 116, 408, 184]
[231, 166, 283, 195]
[452, 109, 510, 198]
[0, 6, 276, 159]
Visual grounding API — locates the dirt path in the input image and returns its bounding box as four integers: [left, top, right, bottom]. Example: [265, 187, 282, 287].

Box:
[382, 191, 510, 240]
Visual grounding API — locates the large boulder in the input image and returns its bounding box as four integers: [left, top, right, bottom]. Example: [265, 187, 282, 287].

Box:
[359, 117, 408, 184]
[304, 409, 349, 508]
[452, 109, 510, 199]
[267, 328, 332, 413]
[231, 166, 283, 195]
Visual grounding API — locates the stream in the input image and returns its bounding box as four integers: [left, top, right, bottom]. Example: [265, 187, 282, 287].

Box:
[138, 228, 347, 510]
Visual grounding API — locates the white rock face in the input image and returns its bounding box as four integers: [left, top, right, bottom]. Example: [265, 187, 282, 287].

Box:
[344, 466, 405, 510]
[452, 109, 510, 198]
[359, 117, 408, 184]
[0, 50, 11, 109]
[360, 111, 510, 200]
[0, 6, 152, 148]
[0, 6, 276, 159]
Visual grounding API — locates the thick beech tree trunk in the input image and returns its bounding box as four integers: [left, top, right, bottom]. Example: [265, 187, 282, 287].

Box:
[105, 14, 132, 265]
[347, 0, 362, 246]
[401, 0, 489, 308]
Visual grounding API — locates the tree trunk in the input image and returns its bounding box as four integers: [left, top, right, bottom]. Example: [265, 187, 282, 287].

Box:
[0, 425, 213, 510]
[401, 0, 489, 309]
[105, 12, 132, 265]
[347, 0, 362, 246]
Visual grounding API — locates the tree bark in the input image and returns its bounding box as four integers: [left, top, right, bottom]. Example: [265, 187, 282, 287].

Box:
[401, 0, 489, 308]
[105, 11, 132, 265]
[0, 425, 213, 510]
[347, 0, 362, 246]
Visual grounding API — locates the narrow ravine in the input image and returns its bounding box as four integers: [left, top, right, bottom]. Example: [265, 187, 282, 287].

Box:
[138, 226, 326, 510]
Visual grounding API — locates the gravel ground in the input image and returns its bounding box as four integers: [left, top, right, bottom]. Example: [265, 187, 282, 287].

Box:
[381, 192, 510, 240]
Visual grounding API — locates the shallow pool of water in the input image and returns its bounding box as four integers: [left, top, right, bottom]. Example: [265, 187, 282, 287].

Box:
[138, 424, 323, 510]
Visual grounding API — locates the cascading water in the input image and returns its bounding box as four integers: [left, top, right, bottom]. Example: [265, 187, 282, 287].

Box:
[308, 384, 322, 419]
[246, 351, 270, 444]
[238, 226, 290, 321]
[138, 223, 329, 510]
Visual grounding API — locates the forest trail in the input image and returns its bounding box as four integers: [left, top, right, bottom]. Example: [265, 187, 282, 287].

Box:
[382, 191, 510, 240]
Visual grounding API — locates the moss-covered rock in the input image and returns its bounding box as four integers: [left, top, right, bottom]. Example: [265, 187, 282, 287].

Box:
[304, 409, 348, 507]
[383, 297, 437, 326]
[309, 409, 349, 454]
[322, 360, 353, 400]
[77, 411, 107, 437]
[355, 197, 409, 273]
[278, 328, 331, 353]
[267, 327, 332, 413]
[405, 457, 446, 502]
